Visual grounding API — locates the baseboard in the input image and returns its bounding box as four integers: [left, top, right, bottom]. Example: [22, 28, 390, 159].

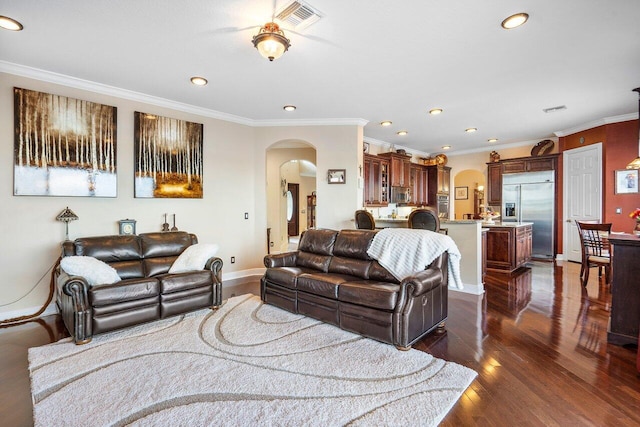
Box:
[222, 268, 265, 282]
[451, 283, 485, 295]
[0, 302, 59, 323]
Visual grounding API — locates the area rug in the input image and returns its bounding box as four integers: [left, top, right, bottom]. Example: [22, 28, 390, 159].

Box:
[29, 294, 476, 426]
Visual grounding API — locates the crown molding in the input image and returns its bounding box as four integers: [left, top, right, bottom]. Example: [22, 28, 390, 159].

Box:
[446, 137, 557, 157]
[554, 113, 638, 137]
[363, 136, 430, 158]
[0, 61, 369, 129]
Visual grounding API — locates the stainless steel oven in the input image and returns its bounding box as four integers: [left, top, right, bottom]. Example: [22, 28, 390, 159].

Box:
[437, 195, 449, 219]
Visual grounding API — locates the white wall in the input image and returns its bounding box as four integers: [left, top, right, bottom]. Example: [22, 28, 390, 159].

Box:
[0, 72, 364, 320]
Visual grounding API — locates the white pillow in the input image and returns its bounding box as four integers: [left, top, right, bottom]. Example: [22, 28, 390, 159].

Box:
[169, 243, 220, 273]
[60, 256, 121, 286]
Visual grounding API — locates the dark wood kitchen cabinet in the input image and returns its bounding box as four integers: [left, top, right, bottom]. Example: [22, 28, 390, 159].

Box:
[607, 234, 640, 346]
[426, 165, 450, 203]
[378, 152, 412, 187]
[409, 164, 428, 206]
[363, 153, 389, 206]
[484, 223, 532, 273]
[486, 162, 502, 206]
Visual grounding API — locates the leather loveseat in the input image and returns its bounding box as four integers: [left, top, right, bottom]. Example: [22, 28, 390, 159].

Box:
[55, 231, 223, 344]
[261, 229, 448, 350]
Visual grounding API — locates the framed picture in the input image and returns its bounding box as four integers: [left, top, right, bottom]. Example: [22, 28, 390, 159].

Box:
[134, 112, 203, 198]
[614, 169, 638, 194]
[455, 186, 468, 200]
[13, 87, 117, 197]
[327, 169, 346, 184]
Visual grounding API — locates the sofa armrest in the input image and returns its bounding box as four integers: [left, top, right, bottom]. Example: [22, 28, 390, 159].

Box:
[401, 268, 444, 296]
[263, 251, 298, 268]
[56, 269, 93, 344]
[205, 256, 223, 283]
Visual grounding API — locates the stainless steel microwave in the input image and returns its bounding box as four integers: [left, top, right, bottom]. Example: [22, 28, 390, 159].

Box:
[391, 186, 410, 204]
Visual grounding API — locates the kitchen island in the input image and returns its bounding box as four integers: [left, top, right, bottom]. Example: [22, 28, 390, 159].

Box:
[482, 222, 533, 273]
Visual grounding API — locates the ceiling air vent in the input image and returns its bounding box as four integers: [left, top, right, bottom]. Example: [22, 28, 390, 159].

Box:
[275, 1, 323, 30]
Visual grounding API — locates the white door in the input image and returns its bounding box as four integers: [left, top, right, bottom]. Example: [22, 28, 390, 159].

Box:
[563, 143, 602, 262]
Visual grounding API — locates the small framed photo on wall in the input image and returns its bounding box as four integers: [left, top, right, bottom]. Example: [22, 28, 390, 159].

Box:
[327, 169, 346, 184]
[614, 169, 638, 194]
[454, 186, 468, 200]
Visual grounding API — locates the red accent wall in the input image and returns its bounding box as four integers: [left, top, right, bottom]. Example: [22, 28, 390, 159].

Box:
[604, 120, 640, 231]
[557, 119, 638, 249]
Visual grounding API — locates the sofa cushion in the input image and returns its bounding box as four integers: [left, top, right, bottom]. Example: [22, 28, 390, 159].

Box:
[74, 235, 141, 262]
[169, 243, 219, 273]
[157, 270, 213, 294]
[332, 230, 376, 260]
[297, 273, 359, 299]
[296, 251, 332, 272]
[89, 277, 160, 306]
[328, 256, 371, 279]
[110, 260, 145, 279]
[60, 256, 121, 286]
[338, 280, 400, 310]
[144, 256, 178, 277]
[368, 261, 400, 284]
[264, 266, 317, 289]
[298, 229, 338, 255]
[140, 232, 193, 258]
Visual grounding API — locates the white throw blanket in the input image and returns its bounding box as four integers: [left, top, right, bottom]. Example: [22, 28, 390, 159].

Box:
[367, 228, 464, 290]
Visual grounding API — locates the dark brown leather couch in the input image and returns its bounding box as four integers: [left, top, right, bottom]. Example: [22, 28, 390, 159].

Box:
[261, 229, 448, 350]
[56, 231, 223, 344]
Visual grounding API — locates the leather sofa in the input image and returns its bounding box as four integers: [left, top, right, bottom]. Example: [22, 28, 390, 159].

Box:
[55, 231, 223, 344]
[261, 229, 448, 350]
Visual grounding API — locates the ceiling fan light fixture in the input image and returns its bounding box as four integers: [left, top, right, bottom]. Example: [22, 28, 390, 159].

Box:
[0, 15, 23, 31]
[190, 76, 208, 86]
[501, 13, 529, 29]
[252, 22, 291, 61]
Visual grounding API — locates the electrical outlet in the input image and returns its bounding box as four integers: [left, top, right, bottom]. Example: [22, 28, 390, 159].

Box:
[615, 207, 622, 214]
[230, 256, 235, 264]
[244, 212, 249, 219]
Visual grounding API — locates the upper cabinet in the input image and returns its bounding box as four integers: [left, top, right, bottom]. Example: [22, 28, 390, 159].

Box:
[363, 154, 389, 206]
[487, 163, 502, 206]
[426, 165, 451, 202]
[487, 154, 559, 207]
[378, 152, 412, 187]
[409, 163, 428, 206]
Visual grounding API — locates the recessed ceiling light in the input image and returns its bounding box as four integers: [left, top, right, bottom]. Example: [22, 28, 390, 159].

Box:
[0, 16, 23, 31]
[190, 76, 208, 86]
[465, 128, 477, 133]
[380, 120, 392, 126]
[501, 13, 529, 29]
[488, 138, 498, 143]
[397, 130, 408, 136]
[283, 105, 296, 111]
[442, 145, 451, 150]
[429, 108, 443, 115]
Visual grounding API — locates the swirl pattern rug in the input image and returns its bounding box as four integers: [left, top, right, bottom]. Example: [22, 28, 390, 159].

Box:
[29, 294, 476, 426]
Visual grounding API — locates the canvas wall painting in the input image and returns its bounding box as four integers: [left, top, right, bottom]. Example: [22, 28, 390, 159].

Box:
[13, 87, 117, 197]
[134, 112, 203, 198]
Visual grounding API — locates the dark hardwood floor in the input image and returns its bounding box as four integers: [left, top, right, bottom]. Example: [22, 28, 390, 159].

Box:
[1, 261, 638, 426]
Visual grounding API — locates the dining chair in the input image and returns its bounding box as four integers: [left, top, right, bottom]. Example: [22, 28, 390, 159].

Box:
[575, 221, 612, 287]
[354, 210, 376, 230]
[408, 208, 441, 233]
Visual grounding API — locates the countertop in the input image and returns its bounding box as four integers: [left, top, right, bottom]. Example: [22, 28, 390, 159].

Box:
[481, 222, 533, 228]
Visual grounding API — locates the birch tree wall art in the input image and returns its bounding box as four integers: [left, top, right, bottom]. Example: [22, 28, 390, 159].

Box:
[13, 88, 117, 197]
[134, 112, 203, 198]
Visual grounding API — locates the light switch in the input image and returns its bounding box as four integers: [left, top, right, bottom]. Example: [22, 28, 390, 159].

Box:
[615, 207, 622, 214]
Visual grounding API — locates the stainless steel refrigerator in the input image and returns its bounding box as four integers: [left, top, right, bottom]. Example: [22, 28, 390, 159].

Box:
[502, 170, 554, 259]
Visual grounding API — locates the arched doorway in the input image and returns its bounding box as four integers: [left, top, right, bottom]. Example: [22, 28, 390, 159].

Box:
[266, 141, 316, 253]
[453, 169, 485, 220]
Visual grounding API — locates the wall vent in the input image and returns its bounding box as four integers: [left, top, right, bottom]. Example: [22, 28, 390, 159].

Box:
[542, 105, 567, 113]
[275, 1, 323, 30]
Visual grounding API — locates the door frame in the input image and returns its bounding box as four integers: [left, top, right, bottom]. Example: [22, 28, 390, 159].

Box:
[562, 143, 602, 261]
